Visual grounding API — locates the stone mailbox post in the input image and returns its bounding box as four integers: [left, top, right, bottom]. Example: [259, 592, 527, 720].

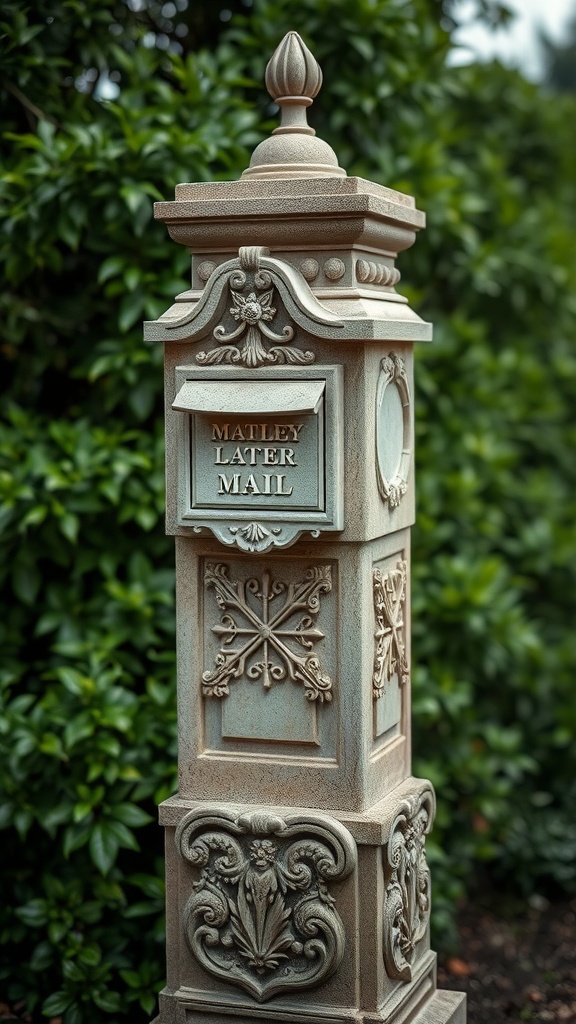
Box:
[144, 31, 466, 1024]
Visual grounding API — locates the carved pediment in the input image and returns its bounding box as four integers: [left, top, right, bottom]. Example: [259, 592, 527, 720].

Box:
[143, 246, 345, 357]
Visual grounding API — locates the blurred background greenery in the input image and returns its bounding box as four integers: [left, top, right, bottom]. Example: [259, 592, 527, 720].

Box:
[1, 1, 575, 1020]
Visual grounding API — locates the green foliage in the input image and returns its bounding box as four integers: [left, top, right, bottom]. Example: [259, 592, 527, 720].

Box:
[1, 0, 575, 1018]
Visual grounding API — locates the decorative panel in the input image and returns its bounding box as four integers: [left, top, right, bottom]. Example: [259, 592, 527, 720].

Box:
[201, 556, 338, 760]
[372, 553, 409, 745]
[177, 806, 356, 1003]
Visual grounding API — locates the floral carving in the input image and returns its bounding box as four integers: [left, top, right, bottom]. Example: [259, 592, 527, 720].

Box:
[203, 563, 333, 701]
[228, 521, 282, 552]
[177, 807, 356, 1002]
[383, 788, 435, 982]
[196, 268, 314, 368]
[373, 560, 409, 699]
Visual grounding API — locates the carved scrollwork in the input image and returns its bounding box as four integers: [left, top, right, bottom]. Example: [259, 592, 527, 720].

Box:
[196, 246, 315, 368]
[383, 787, 435, 982]
[203, 563, 333, 702]
[372, 560, 409, 699]
[176, 807, 356, 1002]
[144, 246, 346, 345]
[375, 352, 411, 509]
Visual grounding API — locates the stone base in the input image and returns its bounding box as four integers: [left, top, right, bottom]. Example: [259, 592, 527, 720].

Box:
[151, 783, 466, 1024]
[411, 991, 466, 1024]
[151, 987, 466, 1024]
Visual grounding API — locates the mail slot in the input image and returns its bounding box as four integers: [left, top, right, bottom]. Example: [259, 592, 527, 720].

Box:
[171, 365, 343, 550]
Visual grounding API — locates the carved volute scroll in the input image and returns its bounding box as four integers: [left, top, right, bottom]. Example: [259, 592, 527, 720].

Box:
[177, 807, 356, 1002]
[383, 787, 435, 982]
[373, 560, 409, 700]
[203, 562, 333, 702]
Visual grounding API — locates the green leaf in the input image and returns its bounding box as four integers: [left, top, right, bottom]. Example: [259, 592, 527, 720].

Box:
[16, 899, 48, 927]
[12, 562, 41, 605]
[98, 255, 125, 284]
[48, 919, 68, 944]
[63, 1004, 83, 1024]
[105, 817, 140, 851]
[63, 821, 92, 858]
[55, 667, 88, 696]
[30, 940, 54, 971]
[22, 504, 48, 527]
[0, 803, 14, 829]
[119, 183, 146, 216]
[89, 822, 119, 874]
[93, 990, 121, 1012]
[78, 944, 101, 966]
[60, 512, 79, 543]
[118, 290, 144, 333]
[64, 712, 94, 749]
[42, 991, 72, 1016]
[110, 802, 153, 827]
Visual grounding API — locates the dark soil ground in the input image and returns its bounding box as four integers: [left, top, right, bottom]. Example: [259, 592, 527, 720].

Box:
[2, 897, 575, 1023]
[439, 896, 576, 1022]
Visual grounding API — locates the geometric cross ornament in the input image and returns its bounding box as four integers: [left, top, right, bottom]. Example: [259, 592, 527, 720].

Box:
[203, 562, 333, 702]
[372, 560, 410, 699]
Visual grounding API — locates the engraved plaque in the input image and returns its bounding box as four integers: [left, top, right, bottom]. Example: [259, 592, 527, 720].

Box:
[172, 364, 343, 550]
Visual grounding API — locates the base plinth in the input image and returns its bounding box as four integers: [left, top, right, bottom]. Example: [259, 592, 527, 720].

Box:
[151, 986, 466, 1024]
[150, 782, 465, 1024]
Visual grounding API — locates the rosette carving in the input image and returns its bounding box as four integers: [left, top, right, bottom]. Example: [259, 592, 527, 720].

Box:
[177, 807, 356, 1002]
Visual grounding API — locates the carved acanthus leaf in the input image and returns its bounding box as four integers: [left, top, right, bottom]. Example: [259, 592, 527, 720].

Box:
[176, 807, 356, 1002]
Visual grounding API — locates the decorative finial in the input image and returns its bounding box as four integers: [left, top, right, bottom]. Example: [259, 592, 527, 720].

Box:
[242, 32, 345, 180]
[265, 31, 322, 137]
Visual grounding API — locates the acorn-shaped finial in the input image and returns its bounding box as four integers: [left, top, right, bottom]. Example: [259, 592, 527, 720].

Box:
[242, 31, 345, 179]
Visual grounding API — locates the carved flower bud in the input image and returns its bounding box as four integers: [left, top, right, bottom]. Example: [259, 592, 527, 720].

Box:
[265, 31, 322, 101]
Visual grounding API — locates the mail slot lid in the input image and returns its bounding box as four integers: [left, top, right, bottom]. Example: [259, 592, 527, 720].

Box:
[173, 379, 325, 416]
